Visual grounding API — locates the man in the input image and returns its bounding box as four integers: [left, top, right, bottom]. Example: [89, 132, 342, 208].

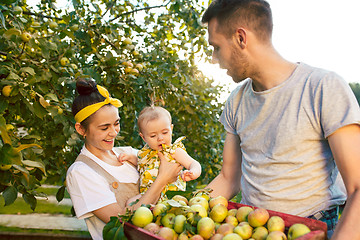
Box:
[202, 0, 360, 239]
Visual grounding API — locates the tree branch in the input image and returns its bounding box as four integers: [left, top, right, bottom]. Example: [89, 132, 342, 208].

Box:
[23, 11, 62, 21]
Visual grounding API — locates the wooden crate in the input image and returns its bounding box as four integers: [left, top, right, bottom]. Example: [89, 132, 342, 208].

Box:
[124, 201, 328, 240]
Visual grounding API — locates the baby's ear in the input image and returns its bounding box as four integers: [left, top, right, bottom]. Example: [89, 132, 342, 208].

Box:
[139, 132, 145, 142]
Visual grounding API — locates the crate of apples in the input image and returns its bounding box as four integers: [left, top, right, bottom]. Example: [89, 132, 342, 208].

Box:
[106, 190, 327, 240]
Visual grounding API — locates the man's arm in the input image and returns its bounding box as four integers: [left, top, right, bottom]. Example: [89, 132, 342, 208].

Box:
[206, 132, 242, 199]
[328, 124, 360, 240]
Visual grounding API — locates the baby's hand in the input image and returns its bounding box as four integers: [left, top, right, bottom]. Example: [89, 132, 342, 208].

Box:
[118, 152, 138, 167]
[181, 170, 196, 182]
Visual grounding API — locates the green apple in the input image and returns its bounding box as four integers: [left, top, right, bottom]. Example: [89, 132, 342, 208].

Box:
[209, 196, 228, 209]
[225, 215, 238, 227]
[233, 221, 253, 239]
[247, 208, 269, 227]
[123, 37, 132, 45]
[70, 24, 79, 31]
[190, 204, 208, 218]
[172, 195, 189, 205]
[143, 222, 160, 234]
[189, 196, 209, 211]
[252, 226, 268, 240]
[161, 212, 176, 228]
[222, 233, 242, 240]
[197, 217, 216, 239]
[266, 216, 285, 233]
[236, 206, 254, 222]
[152, 202, 168, 217]
[266, 231, 287, 240]
[49, 21, 58, 30]
[21, 32, 31, 42]
[209, 203, 228, 223]
[175, 206, 191, 216]
[287, 223, 310, 240]
[216, 223, 234, 236]
[157, 226, 176, 240]
[174, 214, 187, 234]
[131, 206, 153, 228]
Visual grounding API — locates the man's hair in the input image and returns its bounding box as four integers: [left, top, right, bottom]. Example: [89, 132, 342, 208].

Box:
[137, 106, 172, 133]
[202, 0, 273, 42]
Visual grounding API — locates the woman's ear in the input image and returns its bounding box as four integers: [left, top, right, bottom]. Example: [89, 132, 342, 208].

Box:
[75, 122, 86, 137]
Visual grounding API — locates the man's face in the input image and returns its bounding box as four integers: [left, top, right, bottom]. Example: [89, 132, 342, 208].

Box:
[208, 18, 249, 83]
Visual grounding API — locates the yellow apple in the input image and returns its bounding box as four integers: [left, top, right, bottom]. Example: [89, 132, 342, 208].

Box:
[225, 215, 238, 227]
[2, 85, 13, 97]
[157, 226, 176, 240]
[125, 67, 133, 74]
[132, 50, 140, 56]
[49, 21, 58, 30]
[143, 222, 160, 235]
[247, 208, 269, 227]
[227, 209, 238, 217]
[236, 206, 254, 222]
[209, 203, 228, 223]
[210, 233, 224, 240]
[197, 217, 216, 240]
[60, 57, 69, 66]
[287, 223, 310, 240]
[190, 235, 205, 240]
[130, 68, 139, 75]
[234, 221, 253, 239]
[189, 196, 209, 211]
[131, 206, 153, 228]
[0, 164, 12, 171]
[135, 63, 144, 71]
[266, 216, 285, 232]
[222, 233, 242, 240]
[178, 232, 189, 240]
[190, 204, 208, 218]
[252, 226, 268, 240]
[266, 231, 287, 240]
[21, 32, 31, 42]
[123, 37, 132, 45]
[216, 223, 234, 236]
[209, 196, 228, 209]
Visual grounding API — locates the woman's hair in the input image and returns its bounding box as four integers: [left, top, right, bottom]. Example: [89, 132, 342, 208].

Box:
[137, 106, 172, 133]
[201, 0, 273, 42]
[72, 78, 106, 127]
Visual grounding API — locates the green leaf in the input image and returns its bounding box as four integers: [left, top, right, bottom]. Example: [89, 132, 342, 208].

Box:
[20, 67, 36, 76]
[45, 93, 59, 101]
[32, 101, 48, 119]
[56, 185, 65, 202]
[0, 144, 21, 165]
[22, 160, 46, 175]
[2, 186, 18, 206]
[3, 28, 21, 38]
[6, 71, 21, 80]
[0, 11, 6, 30]
[23, 192, 37, 211]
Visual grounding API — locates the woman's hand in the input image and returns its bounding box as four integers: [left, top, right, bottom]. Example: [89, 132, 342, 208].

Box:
[157, 151, 182, 184]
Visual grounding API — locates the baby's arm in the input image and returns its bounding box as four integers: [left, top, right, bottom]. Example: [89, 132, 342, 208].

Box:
[172, 148, 201, 181]
[118, 149, 138, 167]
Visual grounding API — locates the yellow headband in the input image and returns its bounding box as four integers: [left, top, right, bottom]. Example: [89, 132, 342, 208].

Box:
[74, 85, 123, 123]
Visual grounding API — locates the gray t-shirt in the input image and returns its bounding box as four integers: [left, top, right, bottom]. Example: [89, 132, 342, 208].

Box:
[220, 62, 360, 217]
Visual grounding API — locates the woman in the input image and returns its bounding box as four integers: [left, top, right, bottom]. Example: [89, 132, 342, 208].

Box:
[66, 78, 182, 240]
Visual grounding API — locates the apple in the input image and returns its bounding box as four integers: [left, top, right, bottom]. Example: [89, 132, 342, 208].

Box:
[227, 209, 238, 217]
[225, 215, 238, 227]
[143, 222, 160, 234]
[130, 68, 139, 75]
[197, 217, 216, 239]
[209, 203, 228, 223]
[125, 67, 133, 74]
[222, 233, 242, 240]
[0, 164, 12, 171]
[209, 196, 228, 209]
[190, 204, 208, 218]
[131, 206, 153, 228]
[60, 57, 69, 66]
[190, 235, 205, 240]
[252, 226, 268, 240]
[152, 202, 168, 217]
[132, 50, 140, 56]
[266, 231, 287, 240]
[13, 6, 23, 15]
[21, 32, 31, 42]
[49, 21, 58, 30]
[123, 37, 132, 45]
[174, 214, 187, 234]
[175, 206, 191, 216]
[70, 24, 79, 31]
[233, 221, 253, 239]
[135, 63, 144, 71]
[210, 233, 224, 240]
[32, 21, 41, 27]
[189, 196, 209, 211]
[196, 192, 210, 201]
[178, 232, 189, 240]
[216, 223, 234, 236]
[287, 223, 310, 240]
[2, 85, 12, 97]
[247, 208, 269, 227]
[157, 226, 176, 240]
[266, 216, 285, 233]
[161, 212, 176, 228]
[172, 195, 189, 205]
[236, 206, 253, 222]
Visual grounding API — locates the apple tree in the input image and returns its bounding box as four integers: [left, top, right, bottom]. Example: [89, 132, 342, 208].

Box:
[0, 0, 228, 210]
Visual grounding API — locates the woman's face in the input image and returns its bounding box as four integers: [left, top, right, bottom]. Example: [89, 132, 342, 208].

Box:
[80, 105, 120, 154]
[140, 116, 173, 151]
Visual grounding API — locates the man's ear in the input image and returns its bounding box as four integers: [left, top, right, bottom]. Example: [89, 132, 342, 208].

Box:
[236, 27, 247, 49]
[75, 122, 86, 137]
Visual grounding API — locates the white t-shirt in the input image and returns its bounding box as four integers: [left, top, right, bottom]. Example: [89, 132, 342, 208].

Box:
[220, 62, 359, 217]
[66, 146, 139, 240]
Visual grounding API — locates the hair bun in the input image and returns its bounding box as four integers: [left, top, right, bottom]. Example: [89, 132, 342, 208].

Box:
[76, 78, 97, 95]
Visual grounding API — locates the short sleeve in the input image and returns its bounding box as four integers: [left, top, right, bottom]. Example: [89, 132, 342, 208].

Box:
[66, 162, 117, 219]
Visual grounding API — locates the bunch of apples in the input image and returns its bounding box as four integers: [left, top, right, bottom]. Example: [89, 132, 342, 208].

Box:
[128, 190, 314, 240]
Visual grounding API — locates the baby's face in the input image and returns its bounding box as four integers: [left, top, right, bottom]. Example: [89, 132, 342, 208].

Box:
[140, 117, 173, 151]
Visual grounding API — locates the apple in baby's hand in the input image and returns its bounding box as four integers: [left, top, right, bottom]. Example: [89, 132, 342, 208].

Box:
[247, 208, 270, 227]
[197, 217, 216, 240]
[189, 196, 209, 211]
[252, 226, 269, 240]
[161, 212, 176, 228]
[236, 206, 254, 222]
[157, 227, 177, 240]
[209, 203, 228, 223]
[266, 231, 287, 240]
[209, 195, 228, 209]
[287, 223, 311, 240]
[233, 221, 253, 239]
[267, 216, 285, 232]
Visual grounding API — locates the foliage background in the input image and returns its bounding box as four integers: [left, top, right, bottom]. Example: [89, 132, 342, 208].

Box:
[0, 0, 227, 210]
